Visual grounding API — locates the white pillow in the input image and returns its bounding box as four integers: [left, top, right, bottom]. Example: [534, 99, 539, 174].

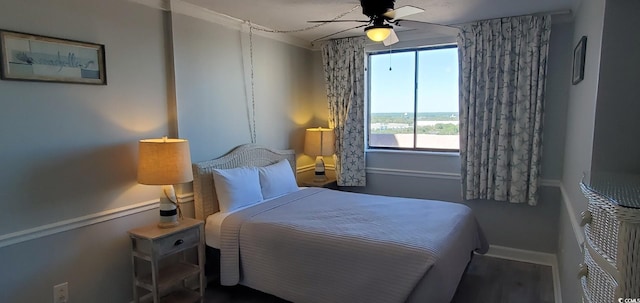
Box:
[259, 159, 299, 199]
[212, 166, 263, 213]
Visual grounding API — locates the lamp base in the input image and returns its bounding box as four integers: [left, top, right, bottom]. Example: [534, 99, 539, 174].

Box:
[314, 173, 328, 182]
[158, 185, 181, 229]
[314, 156, 327, 182]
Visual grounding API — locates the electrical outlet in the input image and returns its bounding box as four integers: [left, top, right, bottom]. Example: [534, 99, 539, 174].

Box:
[53, 282, 68, 303]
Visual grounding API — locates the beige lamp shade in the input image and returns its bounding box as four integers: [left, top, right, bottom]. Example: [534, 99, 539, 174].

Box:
[304, 128, 335, 157]
[137, 137, 193, 185]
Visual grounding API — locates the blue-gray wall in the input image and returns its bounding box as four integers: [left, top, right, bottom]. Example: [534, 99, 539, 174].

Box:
[171, 13, 317, 163]
[0, 0, 317, 302]
[591, 0, 640, 174]
[0, 1, 169, 302]
[0, 0, 168, 237]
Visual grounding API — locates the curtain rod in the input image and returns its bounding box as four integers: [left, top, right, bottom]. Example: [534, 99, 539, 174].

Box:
[452, 9, 572, 26]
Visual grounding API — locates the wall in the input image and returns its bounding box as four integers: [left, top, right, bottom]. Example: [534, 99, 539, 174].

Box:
[172, 13, 318, 163]
[342, 21, 573, 253]
[292, 49, 341, 175]
[591, 0, 640, 174]
[557, 0, 606, 302]
[0, 0, 319, 302]
[0, 0, 170, 302]
[560, 0, 605, 222]
[0, 0, 169, 236]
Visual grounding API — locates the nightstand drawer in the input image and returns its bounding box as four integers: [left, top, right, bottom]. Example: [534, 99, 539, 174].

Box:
[156, 227, 199, 256]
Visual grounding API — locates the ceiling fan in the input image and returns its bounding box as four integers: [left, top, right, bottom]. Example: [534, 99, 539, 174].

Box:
[309, 0, 458, 46]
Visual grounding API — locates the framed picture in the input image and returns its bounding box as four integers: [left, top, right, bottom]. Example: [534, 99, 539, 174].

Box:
[0, 30, 106, 85]
[572, 36, 587, 85]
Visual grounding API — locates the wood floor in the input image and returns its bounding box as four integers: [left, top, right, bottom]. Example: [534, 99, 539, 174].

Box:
[203, 255, 555, 303]
[450, 255, 554, 303]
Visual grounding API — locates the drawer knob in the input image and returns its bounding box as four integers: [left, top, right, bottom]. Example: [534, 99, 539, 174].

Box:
[578, 263, 588, 278]
[174, 239, 184, 246]
[580, 211, 592, 226]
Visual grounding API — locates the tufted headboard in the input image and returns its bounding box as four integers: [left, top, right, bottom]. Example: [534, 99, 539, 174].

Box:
[191, 144, 296, 220]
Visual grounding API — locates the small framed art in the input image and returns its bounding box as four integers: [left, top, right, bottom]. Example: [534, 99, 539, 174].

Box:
[0, 30, 106, 85]
[572, 36, 587, 85]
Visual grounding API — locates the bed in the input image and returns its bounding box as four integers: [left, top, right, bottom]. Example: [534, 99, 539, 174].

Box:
[192, 144, 488, 303]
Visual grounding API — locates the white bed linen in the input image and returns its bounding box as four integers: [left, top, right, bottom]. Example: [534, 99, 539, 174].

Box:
[219, 188, 488, 303]
[205, 188, 304, 248]
[205, 210, 233, 249]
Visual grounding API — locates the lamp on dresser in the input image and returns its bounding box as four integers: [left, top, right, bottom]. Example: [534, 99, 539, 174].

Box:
[137, 136, 193, 228]
[304, 127, 335, 182]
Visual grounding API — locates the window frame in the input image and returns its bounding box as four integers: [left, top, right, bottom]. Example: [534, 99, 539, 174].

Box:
[366, 44, 460, 153]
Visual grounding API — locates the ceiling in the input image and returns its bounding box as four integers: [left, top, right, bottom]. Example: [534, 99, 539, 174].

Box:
[182, 0, 577, 44]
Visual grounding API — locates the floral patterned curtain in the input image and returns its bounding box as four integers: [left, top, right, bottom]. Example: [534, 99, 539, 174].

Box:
[457, 15, 551, 205]
[320, 37, 366, 186]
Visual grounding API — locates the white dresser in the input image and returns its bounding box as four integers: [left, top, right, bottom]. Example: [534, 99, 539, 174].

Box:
[579, 173, 640, 303]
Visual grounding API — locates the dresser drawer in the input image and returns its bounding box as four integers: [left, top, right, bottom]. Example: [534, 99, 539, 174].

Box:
[581, 241, 619, 303]
[580, 275, 592, 303]
[584, 225, 617, 269]
[584, 201, 620, 264]
[156, 227, 200, 256]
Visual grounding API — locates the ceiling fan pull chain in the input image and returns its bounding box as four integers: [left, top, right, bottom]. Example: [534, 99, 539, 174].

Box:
[389, 46, 392, 71]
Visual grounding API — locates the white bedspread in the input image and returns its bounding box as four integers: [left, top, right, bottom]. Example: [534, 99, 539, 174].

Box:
[219, 188, 488, 303]
[205, 188, 306, 248]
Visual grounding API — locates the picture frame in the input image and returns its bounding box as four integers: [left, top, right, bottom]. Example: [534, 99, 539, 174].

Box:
[572, 36, 587, 85]
[0, 30, 106, 85]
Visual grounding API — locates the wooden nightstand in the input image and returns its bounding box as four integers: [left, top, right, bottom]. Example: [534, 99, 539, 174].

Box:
[128, 217, 205, 303]
[299, 177, 338, 189]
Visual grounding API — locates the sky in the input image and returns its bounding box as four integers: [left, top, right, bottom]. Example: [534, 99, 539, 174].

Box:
[369, 47, 459, 113]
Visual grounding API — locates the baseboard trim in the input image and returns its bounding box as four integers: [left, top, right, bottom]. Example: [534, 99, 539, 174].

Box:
[485, 245, 556, 266]
[485, 245, 562, 303]
[552, 258, 563, 303]
[559, 184, 585, 247]
[0, 194, 196, 248]
[540, 179, 562, 187]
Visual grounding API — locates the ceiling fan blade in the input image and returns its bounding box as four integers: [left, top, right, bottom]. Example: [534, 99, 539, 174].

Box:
[308, 20, 369, 23]
[383, 28, 399, 46]
[383, 5, 424, 20]
[311, 24, 368, 43]
[393, 20, 460, 36]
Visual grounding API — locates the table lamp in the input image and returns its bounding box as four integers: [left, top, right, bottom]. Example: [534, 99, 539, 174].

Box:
[304, 127, 335, 182]
[137, 137, 193, 228]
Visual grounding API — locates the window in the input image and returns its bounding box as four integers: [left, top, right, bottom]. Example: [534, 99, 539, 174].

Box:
[368, 45, 459, 151]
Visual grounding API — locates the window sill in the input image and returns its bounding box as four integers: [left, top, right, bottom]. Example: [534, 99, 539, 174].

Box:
[365, 148, 460, 158]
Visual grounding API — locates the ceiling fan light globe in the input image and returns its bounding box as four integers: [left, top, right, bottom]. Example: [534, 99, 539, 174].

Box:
[365, 26, 391, 42]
